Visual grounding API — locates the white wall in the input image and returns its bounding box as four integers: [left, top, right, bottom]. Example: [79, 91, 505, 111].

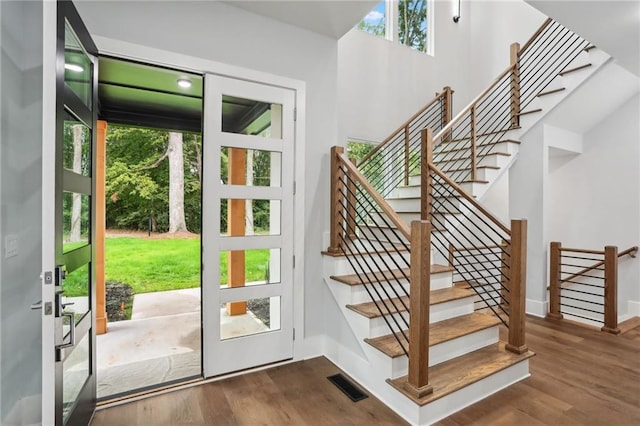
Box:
[1, 1, 43, 423]
[338, 0, 545, 144]
[548, 94, 640, 318]
[74, 0, 339, 354]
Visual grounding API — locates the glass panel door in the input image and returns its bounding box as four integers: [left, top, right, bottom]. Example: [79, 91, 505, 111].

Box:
[202, 75, 295, 376]
[43, 1, 98, 424]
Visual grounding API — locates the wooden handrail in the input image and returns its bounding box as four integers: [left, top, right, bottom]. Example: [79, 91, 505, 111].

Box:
[432, 64, 516, 145]
[560, 246, 638, 285]
[357, 89, 447, 166]
[337, 151, 411, 240]
[518, 18, 553, 56]
[428, 162, 511, 235]
[559, 247, 606, 255]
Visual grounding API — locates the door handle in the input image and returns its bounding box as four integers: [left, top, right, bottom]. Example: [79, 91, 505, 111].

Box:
[30, 300, 42, 310]
[57, 312, 76, 350]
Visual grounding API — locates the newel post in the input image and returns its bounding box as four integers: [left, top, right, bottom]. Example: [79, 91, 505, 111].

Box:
[546, 241, 563, 320]
[510, 42, 521, 128]
[420, 128, 433, 221]
[442, 86, 453, 143]
[328, 146, 345, 253]
[506, 219, 528, 354]
[346, 157, 358, 241]
[404, 220, 433, 398]
[602, 246, 621, 334]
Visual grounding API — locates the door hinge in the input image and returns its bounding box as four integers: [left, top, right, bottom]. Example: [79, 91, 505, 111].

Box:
[293, 181, 296, 195]
[293, 328, 296, 341]
[293, 255, 296, 268]
[294, 108, 297, 122]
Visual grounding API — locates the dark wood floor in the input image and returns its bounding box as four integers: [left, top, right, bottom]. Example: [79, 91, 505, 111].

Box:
[92, 316, 640, 425]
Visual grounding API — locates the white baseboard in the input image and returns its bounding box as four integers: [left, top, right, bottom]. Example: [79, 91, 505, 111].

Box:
[627, 300, 640, 317]
[526, 298, 547, 317]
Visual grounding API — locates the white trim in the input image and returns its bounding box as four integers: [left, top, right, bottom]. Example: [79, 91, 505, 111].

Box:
[218, 185, 282, 201]
[90, 34, 307, 367]
[526, 298, 548, 318]
[217, 235, 283, 251]
[41, 2, 57, 424]
[219, 133, 284, 152]
[627, 300, 640, 317]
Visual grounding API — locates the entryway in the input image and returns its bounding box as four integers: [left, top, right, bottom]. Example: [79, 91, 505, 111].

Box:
[93, 60, 296, 398]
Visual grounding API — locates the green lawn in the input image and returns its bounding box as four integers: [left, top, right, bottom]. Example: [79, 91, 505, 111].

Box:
[63, 237, 270, 296]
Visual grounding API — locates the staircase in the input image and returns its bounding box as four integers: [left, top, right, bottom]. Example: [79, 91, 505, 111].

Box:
[322, 18, 607, 425]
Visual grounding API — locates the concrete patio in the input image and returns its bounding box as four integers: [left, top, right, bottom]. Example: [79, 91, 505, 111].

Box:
[96, 288, 268, 399]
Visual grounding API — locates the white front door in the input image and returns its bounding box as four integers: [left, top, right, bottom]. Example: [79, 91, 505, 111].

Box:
[202, 74, 296, 376]
[42, 1, 98, 424]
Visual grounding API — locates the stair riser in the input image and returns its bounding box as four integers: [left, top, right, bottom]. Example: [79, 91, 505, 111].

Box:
[324, 252, 410, 276]
[387, 197, 420, 212]
[374, 325, 501, 379]
[438, 140, 519, 156]
[360, 226, 409, 245]
[414, 360, 531, 425]
[363, 296, 476, 339]
[341, 271, 453, 305]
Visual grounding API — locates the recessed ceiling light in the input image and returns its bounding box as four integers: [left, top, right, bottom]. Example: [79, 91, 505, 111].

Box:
[65, 63, 84, 72]
[177, 78, 192, 89]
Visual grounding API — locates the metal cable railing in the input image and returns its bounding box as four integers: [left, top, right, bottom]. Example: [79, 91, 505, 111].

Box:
[426, 163, 512, 326]
[330, 147, 412, 355]
[430, 18, 591, 186]
[548, 243, 638, 332]
[357, 87, 452, 198]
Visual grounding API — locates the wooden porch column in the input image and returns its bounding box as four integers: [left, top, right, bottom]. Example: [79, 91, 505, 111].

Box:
[506, 219, 528, 354]
[404, 220, 433, 398]
[602, 246, 621, 334]
[227, 148, 247, 315]
[96, 120, 108, 334]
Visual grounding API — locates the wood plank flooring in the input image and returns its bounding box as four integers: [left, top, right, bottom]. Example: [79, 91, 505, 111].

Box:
[437, 316, 640, 425]
[92, 316, 640, 425]
[91, 356, 407, 425]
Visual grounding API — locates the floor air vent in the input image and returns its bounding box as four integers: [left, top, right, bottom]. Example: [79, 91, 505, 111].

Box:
[327, 373, 368, 402]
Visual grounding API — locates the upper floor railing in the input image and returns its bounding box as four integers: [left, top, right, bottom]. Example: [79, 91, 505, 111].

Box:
[547, 242, 638, 333]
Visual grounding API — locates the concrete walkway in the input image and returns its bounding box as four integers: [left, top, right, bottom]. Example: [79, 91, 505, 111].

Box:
[96, 288, 268, 399]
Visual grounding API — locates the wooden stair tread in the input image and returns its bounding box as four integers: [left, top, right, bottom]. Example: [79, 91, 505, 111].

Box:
[435, 152, 512, 163]
[346, 287, 475, 318]
[331, 264, 453, 286]
[387, 342, 535, 405]
[517, 108, 542, 116]
[439, 165, 500, 174]
[441, 129, 521, 143]
[537, 87, 566, 97]
[364, 312, 501, 358]
[584, 45, 596, 52]
[322, 243, 408, 258]
[559, 63, 592, 76]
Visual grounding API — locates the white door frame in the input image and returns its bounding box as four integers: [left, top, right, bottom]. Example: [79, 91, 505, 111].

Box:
[82, 36, 308, 362]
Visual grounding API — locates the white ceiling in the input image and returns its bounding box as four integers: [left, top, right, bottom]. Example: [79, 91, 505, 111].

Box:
[223, 0, 379, 39]
[526, 0, 640, 77]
